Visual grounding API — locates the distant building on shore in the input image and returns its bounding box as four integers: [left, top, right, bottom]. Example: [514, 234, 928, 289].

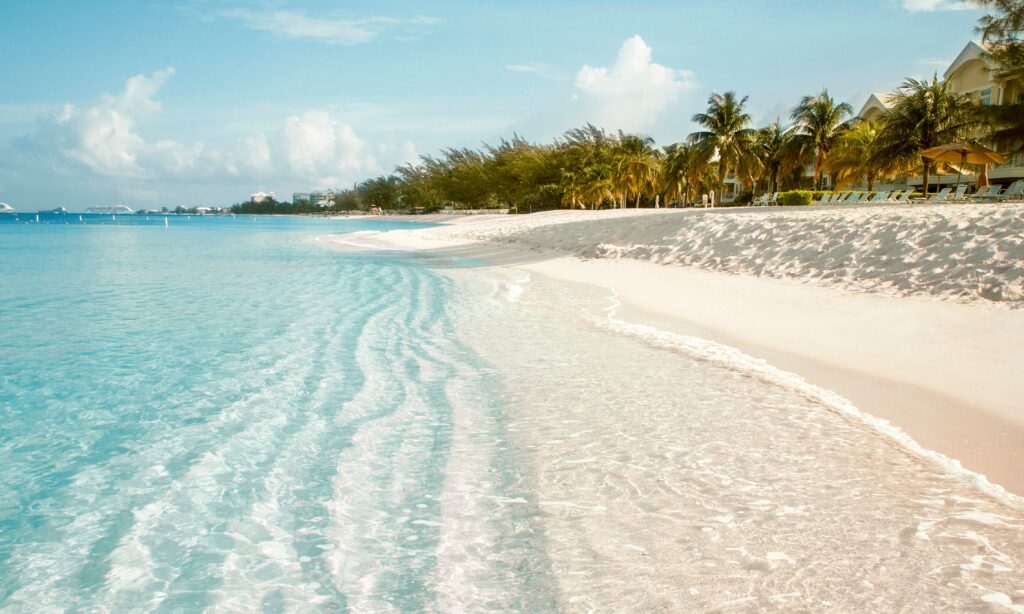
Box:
[292, 189, 338, 207]
[250, 191, 276, 203]
[86, 205, 134, 214]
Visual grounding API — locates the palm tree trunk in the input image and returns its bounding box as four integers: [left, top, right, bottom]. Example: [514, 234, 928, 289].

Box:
[814, 149, 824, 190]
[922, 158, 931, 198]
[717, 166, 727, 207]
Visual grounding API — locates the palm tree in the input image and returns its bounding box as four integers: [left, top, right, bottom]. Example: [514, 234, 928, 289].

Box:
[614, 134, 660, 208]
[790, 89, 854, 189]
[559, 170, 585, 209]
[662, 142, 712, 206]
[751, 121, 803, 194]
[581, 168, 615, 209]
[689, 92, 755, 205]
[826, 120, 906, 191]
[872, 76, 981, 197]
[974, 0, 1024, 82]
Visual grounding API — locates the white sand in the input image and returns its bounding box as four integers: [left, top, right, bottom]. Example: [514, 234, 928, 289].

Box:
[376, 203, 1024, 304]
[327, 204, 1024, 609]
[334, 203, 1024, 493]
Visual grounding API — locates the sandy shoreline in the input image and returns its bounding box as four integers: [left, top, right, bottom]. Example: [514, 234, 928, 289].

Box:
[333, 205, 1024, 496]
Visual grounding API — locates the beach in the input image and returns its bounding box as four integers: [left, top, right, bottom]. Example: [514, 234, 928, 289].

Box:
[328, 204, 1024, 610]
[344, 204, 1024, 494]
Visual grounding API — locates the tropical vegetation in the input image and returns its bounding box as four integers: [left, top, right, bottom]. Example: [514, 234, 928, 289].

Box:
[228, 1, 1018, 214]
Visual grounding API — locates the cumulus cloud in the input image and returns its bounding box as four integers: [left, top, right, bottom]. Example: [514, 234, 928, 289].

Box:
[2, 69, 417, 205]
[574, 35, 695, 132]
[276, 110, 382, 185]
[53, 67, 175, 178]
[901, 0, 971, 11]
[214, 8, 439, 45]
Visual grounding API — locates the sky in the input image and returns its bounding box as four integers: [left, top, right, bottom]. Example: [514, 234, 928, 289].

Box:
[0, 0, 986, 210]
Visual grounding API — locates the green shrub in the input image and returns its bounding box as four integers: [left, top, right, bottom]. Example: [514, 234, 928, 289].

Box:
[778, 190, 815, 206]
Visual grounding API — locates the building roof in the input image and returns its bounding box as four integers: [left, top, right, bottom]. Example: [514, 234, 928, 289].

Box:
[856, 92, 895, 119]
[944, 40, 991, 80]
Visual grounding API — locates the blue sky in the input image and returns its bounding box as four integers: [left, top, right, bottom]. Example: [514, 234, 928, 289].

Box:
[0, 0, 984, 209]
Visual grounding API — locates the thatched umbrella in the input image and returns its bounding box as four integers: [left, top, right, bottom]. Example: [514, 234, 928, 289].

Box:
[922, 142, 1006, 193]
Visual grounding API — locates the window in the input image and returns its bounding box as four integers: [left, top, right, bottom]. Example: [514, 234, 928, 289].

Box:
[980, 88, 993, 106]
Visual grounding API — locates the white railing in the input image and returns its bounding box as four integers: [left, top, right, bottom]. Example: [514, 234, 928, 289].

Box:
[994, 151, 1024, 169]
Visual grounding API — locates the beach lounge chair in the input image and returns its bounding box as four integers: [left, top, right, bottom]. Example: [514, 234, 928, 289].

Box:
[814, 193, 832, 204]
[949, 185, 968, 202]
[830, 193, 845, 203]
[847, 193, 865, 204]
[895, 190, 915, 203]
[867, 191, 890, 203]
[969, 185, 1002, 201]
[753, 193, 767, 206]
[993, 180, 1024, 201]
[768, 192, 779, 206]
[927, 187, 952, 203]
[885, 190, 904, 203]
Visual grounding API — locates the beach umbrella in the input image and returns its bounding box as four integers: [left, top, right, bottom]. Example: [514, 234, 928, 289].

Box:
[922, 142, 1007, 193]
[977, 163, 991, 188]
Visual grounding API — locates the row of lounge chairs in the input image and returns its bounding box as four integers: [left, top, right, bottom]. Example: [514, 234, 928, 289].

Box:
[751, 180, 1024, 206]
[814, 190, 914, 204]
[913, 180, 1024, 203]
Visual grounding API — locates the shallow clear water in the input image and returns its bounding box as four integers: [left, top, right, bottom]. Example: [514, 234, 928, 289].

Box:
[0, 216, 553, 611]
[447, 267, 1024, 612]
[2, 215, 1023, 612]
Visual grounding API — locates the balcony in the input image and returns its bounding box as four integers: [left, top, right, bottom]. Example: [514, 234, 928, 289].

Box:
[991, 151, 1024, 180]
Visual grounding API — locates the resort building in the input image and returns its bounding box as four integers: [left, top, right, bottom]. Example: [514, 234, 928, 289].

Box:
[250, 191, 276, 203]
[854, 40, 1024, 190]
[292, 189, 339, 207]
[943, 41, 1024, 183]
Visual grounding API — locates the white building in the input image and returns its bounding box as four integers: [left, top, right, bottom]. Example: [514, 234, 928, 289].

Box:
[250, 191, 276, 203]
[854, 40, 1024, 190]
[293, 189, 339, 207]
[86, 205, 134, 214]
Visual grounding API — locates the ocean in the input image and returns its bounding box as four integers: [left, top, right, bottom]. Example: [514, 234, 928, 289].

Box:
[1, 213, 1023, 612]
[0, 215, 553, 611]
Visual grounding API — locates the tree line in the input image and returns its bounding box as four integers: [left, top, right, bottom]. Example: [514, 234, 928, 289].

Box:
[234, 0, 1022, 213]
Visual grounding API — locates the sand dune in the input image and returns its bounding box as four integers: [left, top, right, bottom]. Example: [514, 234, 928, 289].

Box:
[382, 203, 1024, 306]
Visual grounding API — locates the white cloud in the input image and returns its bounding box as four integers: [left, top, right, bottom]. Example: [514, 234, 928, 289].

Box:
[505, 63, 559, 79]
[3, 70, 418, 205]
[917, 57, 953, 67]
[215, 9, 439, 45]
[53, 68, 174, 177]
[574, 35, 695, 132]
[901, 0, 971, 12]
[276, 110, 382, 186]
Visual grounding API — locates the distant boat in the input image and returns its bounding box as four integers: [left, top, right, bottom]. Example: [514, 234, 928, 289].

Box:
[86, 205, 134, 214]
[0, 202, 16, 214]
[41, 207, 68, 214]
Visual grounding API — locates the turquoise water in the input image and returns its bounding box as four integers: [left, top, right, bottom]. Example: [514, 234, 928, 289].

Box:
[0, 216, 554, 611]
